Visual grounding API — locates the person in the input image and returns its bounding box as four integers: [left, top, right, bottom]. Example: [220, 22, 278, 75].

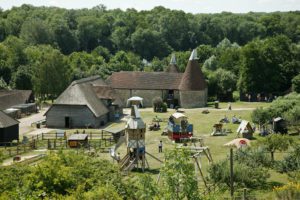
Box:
[158, 141, 163, 153]
[116, 152, 121, 163]
[228, 102, 232, 110]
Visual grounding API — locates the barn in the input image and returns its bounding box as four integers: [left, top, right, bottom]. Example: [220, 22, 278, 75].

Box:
[45, 76, 123, 128]
[106, 50, 207, 108]
[0, 111, 19, 144]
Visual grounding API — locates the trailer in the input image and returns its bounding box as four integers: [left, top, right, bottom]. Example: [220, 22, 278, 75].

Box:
[167, 112, 193, 142]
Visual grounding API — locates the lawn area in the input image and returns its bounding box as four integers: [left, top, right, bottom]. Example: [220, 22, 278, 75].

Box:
[107, 101, 291, 199]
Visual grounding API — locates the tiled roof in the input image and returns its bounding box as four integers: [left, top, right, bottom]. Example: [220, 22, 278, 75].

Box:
[179, 60, 207, 91]
[165, 64, 179, 73]
[106, 71, 183, 90]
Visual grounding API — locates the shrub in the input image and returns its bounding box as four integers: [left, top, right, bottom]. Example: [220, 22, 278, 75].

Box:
[274, 182, 300, 200]
[277, 146, 300, 173]
[208, 159, 270, 189]
[152, 96, 167, 112]
[234, 148, 272, 168]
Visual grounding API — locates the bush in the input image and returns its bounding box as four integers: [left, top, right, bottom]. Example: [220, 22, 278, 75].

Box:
[208, 159, 270, 189]
[292, 73, 300, 93]
[234, 148, 272, 168]
[274, 182, 300, 200]
[277, 146, 300, 173]
[232, 91, 240, 102]
[152, 96, 167, 112]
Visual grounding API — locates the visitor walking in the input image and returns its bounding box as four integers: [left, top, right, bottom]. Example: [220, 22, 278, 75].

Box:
[158, 141, 163, 153]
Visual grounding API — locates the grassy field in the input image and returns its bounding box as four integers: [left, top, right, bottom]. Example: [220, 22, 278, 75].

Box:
[107, 101, 293, 199]
[1, 101, 293, 199]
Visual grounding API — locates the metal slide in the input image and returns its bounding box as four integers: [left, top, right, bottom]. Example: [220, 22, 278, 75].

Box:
[110, 136, 125, 160]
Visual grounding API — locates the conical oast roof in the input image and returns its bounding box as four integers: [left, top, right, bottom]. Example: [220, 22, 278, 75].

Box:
[179, 49, 207, 91]
[165, 54, 179, 73]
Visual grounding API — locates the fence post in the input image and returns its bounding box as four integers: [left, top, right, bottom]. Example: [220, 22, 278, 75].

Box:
[243, 188, 247, 200]
[230, 148, 234, 199]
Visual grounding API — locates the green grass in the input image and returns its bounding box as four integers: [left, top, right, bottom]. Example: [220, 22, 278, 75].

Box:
[107, 102, 290, 199]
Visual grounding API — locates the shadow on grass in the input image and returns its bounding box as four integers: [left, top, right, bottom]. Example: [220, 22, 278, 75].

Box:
[132, 168, 160, 174]
[261, 181, 284, 190]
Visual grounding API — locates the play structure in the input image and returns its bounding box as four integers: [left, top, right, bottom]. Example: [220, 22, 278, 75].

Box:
[237, 120, 254, 139]
[176, 137, 213, 191]
[211, 123, 227, 136]
[110, 105, 162, 174]
[167, 112, 193, 142]
[224, 138, 250, 149]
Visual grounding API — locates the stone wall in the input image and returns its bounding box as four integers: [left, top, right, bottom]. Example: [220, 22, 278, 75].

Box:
[115, 89, 166, 107]
[179, 89, 207, 108]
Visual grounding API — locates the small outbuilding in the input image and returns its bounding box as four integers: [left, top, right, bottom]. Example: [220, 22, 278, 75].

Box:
[68, 134, 88, 148]
[237, 120, 254, 139]
[0, 111, 19, 144]
[273, 117, 288, 134]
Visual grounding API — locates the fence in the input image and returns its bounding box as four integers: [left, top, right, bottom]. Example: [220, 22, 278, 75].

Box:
[0, 131, 116, 162]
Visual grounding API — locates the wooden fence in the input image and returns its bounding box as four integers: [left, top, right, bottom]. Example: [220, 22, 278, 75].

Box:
[0, 131, 115, 161]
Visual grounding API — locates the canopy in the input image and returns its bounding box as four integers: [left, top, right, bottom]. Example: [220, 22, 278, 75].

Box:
[171, 112, 186, 119]
[127, 96, 143, 107]
[224, 138, 250, 149]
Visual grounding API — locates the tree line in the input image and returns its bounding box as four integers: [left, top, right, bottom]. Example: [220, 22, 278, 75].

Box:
[0, 4, 299, 100]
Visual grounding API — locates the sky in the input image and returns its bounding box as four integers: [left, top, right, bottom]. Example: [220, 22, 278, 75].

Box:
[0, 0, 300, 13]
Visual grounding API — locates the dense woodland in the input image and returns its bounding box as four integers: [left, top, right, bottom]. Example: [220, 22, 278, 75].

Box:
[0, 4, 300, 100]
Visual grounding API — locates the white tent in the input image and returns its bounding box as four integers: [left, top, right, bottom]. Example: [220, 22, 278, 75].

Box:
[126, 96, 143, 107]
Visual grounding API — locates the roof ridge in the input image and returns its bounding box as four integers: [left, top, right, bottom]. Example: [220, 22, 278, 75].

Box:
[72, 75, 101, 86]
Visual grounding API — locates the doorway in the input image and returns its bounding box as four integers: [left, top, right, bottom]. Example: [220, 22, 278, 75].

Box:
[65, 116, 70, 128]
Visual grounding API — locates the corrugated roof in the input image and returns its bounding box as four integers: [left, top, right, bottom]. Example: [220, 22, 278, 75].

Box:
[0, 90, 33, 110]
[179, 59, 207, 91]
[106, 71, 182, 90]
[68, 134, 88, 140]
[0, 111, 19, 128]
[53, 78, 109, 117]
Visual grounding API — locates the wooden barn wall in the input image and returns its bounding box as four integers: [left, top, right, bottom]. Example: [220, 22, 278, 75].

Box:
[0, 124, 19, 143]
[46, 105, 108, 128]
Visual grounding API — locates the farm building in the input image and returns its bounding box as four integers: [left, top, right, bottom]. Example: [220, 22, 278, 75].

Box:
[0, 89, 35, 111]
[106, 50, 207, 108]
[45, 76, 123, 128]
[0, 111, 19, 144]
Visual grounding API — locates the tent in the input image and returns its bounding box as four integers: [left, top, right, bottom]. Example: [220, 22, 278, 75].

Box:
[224, 138, 250, 149]
[237, 120, 254, 139]
[126, 96, 143, 107]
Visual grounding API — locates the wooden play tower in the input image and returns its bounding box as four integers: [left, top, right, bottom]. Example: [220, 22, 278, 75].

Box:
[119, 105, 148, 173]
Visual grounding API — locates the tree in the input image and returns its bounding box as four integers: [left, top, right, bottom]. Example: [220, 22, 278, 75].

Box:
[160, 148, 200, 200]
[292, 74, 300, 93]
[238, 35, 293, 93]
[251, 107, 271, 127]
[258, 134, 294, 161]
[77, 16, 112, 51]
[211, 68, 237, 101]
[20, 18, 54, 45]
[131, 28, 171, 60]
[11, 65, 33, 90]
[25, 45, 70, 100]
[108, 51, 138, 72]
